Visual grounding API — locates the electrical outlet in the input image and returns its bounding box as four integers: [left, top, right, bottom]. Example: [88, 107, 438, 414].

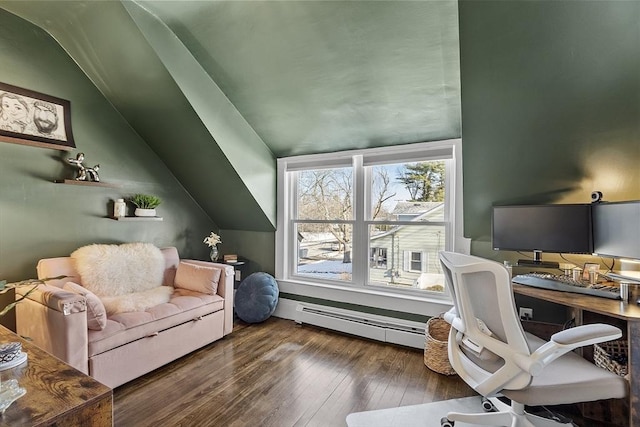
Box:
[519, 307, 533, 321]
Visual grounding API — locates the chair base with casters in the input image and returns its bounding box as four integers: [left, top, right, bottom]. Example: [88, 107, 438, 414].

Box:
[441, 397, 575, 427]
[438, 251, 628, 427]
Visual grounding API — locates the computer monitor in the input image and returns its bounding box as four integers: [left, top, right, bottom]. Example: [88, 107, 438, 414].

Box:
[492, 204, 593, 267]
[593, 201, 640, 260]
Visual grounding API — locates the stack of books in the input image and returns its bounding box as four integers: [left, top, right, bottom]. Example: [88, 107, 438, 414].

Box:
[223, 254, 238, 263]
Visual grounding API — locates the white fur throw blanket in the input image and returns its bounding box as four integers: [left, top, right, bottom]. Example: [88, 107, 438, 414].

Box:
[71, 243, 172, 315]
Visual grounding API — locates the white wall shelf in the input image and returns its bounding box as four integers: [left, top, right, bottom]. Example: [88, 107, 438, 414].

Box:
[54, 179, 118, 188]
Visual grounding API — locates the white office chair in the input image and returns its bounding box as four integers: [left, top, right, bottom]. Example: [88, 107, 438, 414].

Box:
[438, 251, 628, 427]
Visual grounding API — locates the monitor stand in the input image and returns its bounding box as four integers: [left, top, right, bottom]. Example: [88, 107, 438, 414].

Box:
[516, 250, 559, 269]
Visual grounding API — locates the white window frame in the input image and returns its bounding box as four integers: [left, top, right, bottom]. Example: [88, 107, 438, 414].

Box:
[275, 139, 468, 317]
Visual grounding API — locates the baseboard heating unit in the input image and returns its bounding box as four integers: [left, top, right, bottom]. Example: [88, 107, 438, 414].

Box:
[294, 303, 425, 349]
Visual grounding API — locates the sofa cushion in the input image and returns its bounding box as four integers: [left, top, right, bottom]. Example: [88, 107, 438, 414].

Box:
[63, 281, 107, 330]
[174, 261, 221, 295]
[71, 243, 165, 297]
[87, 289, 224, 357]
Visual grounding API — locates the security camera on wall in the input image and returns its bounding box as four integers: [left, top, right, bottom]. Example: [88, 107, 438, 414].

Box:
[591, 191, 603, 203]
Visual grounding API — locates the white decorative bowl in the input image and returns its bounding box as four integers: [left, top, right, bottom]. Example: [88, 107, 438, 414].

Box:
[134, 208, 156, 217]
[0, 342, 21, 364]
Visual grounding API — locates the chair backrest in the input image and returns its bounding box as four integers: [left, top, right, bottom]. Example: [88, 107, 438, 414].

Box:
[439, 251, 532, 395]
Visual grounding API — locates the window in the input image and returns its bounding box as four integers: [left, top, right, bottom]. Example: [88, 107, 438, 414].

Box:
[370, 247, 387, 268]
[293, 166, 353, 282]
[405, 251, 426, 272]
[276, 139, 463, 299]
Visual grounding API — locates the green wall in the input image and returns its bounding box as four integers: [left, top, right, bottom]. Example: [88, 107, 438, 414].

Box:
[279, 1, 640, 322]
[0, 9, 218, 325]
[460, 0, 640, 260]
[219, 230, 275, 279]
[2, 2, 638, 326]
[459, 1, 640, 323]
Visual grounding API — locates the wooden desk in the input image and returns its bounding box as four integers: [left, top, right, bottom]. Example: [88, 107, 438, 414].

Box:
[513, 284, 640, 427]
[0, 326, 112, 426]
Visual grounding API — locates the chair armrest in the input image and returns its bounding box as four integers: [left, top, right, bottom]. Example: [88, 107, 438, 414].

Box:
[528, 323, 622, 374]
[443, 307, 457, 324]
[551, 323, 621, 346]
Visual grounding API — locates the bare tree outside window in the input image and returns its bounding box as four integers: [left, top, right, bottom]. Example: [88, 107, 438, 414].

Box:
[297, 167, 394, 264]
[294, 159, 448, 293]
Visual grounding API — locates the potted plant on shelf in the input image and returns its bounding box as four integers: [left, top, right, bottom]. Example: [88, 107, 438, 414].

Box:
[130, 194, 162, 217]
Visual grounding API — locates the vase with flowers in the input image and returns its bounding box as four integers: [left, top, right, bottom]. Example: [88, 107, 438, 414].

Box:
[204, 232, 222, 262]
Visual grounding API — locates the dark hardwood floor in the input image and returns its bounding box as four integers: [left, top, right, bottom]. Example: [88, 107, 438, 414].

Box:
[113, 317, 473, 426]
[113, 318, 619, 427]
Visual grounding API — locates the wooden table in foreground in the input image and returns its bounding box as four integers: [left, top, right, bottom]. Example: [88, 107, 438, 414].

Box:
[513, 283, 640, 427]
[0, 326, 112, 426]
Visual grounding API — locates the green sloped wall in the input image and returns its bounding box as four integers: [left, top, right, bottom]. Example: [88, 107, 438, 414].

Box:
[460, 0, 640, 259]
[2, 1, 276, 232]
[0, 8, 218, 326]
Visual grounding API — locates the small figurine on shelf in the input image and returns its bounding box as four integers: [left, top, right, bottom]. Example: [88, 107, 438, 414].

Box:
[67, 152, 100, 182]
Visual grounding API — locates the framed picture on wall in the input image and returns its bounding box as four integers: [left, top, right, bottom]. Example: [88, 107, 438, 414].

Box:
[0, 82, 75, 151]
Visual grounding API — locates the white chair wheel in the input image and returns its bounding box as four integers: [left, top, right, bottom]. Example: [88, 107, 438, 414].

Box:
[440, 417, 454, 427]
[481, 397, 497, 412]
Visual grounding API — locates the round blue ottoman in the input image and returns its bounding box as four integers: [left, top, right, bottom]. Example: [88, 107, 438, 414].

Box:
[235, 272, 279, 323]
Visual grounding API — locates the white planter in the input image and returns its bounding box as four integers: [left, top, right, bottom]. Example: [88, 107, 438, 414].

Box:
[134, 208, 156, 217]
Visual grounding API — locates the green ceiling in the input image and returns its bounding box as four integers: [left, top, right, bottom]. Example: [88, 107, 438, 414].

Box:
[0, 0, 461, 231]
[139, 0, 461, 156]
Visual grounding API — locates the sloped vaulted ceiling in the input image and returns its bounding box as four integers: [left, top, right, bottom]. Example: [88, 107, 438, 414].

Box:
[0, 0, 461, 232]
[138, 0, 462, 156]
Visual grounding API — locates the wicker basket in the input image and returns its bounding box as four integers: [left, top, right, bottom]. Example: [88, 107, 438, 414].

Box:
[424, 315, 456, 376]
[594, 340, 628, 377]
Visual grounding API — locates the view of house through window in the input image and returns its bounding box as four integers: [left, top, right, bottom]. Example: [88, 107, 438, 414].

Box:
[292, 157, 448, 294]
[366, 160, 446, 293]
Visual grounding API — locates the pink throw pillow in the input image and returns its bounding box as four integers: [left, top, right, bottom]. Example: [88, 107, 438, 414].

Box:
[174, 262, 221, 295]
[63, 281, 107, 330]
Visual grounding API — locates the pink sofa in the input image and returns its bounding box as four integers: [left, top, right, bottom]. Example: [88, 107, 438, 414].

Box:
[15, 246, 233, 388]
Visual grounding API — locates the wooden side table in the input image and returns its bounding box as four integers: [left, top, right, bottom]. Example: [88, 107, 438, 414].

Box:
[0, 326, 112, 426]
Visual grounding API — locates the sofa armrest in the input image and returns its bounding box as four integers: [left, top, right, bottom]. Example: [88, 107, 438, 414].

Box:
[182, 260, 234, 335]
[16, 284, 87, 315]
[15, 284, 89, 374]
